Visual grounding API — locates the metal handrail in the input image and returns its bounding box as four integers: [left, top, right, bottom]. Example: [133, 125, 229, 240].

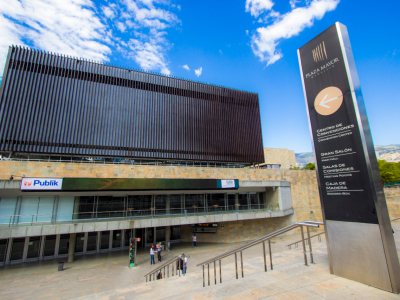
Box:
[196, 220, 322, 287]
[287, 231, 325, 249]
[391, 217, 400, 222]
[144, 255, 184, 282]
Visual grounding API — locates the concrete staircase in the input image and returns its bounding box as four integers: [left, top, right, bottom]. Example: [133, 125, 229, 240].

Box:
[77, 234, 399, 300]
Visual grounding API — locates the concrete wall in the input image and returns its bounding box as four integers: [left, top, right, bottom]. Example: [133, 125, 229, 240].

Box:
[180, 217, 293, 243]
[263, 148, 296, 169]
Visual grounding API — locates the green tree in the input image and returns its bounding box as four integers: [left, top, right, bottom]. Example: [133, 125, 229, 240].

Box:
[303, 163, 315, 170]
[378, 160, 400, 184]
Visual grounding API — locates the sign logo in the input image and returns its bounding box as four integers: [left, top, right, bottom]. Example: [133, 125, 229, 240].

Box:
[313, 41, 328, 62]
[221, 180, 235, 188]
[21, 178, 63, 190]
[314, 86, 343, 116]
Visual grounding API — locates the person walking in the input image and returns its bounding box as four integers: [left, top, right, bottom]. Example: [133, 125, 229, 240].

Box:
[150, 246, 155, 265]
[183, 253, 188, 274]
[157, 242, 162, 262]
[192, 234, 196, 248]
[177, 255, 184, 276]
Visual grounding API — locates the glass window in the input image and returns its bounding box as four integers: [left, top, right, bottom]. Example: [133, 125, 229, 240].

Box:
[112, 230, 122, 248]
[100, 231, 110, 250]
[124, 230, 131, 247]
[19, 197, 39, 224]
[57, 197, 74, 222]
[169, 194, 181, 214]
[97, 196, 124, 219]
[75, 233, 85, 253]
[249, 193, 259, 209]
[87, 232, 97, 252]
[37, 197, 54, 223]
[77, 196, 95, 220]
[227, 194, 236, 210]
[207, 194, 225, 211]
[10, 238, 25, 261]
[185, 194, 205, 214]
[58, 234, 70, 255]
[44, 235, 56, 257]
[0, 239, 8, 264]
[26, 236, 41, 259]
[154, 195, 166, 215]
[127, 195, 152, 217]
[156, 227, 165, 243]
[238, 194, 248, 210]
[0, 198, 17, 224]
[171, 226, 180, 241]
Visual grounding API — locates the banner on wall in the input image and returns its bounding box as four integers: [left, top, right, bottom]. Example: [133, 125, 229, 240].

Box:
[21, 178, 63, 190]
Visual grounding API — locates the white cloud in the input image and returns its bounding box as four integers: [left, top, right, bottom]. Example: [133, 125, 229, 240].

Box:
[117, 22, 127, 32]
[102, 4, 117, 19]
[128, 37, 171, 75]
[0, 0, 181, 79]
[182, 64, 189, 70]
[194, 67, 202, 77]
[0, 0, 111, 78]
[245, 0, 274, 18]
[248, 0, 339, 66]
[219, 49, 223, 55]
[118, 0, 181, 74]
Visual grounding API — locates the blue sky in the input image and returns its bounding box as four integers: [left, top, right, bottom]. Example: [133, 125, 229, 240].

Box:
[0, 0, 399, 153]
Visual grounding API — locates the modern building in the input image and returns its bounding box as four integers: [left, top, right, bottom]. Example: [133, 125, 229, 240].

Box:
[0, 46, 320, 267]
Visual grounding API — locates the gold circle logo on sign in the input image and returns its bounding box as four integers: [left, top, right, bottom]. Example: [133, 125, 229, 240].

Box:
[314, 86, 343, 116]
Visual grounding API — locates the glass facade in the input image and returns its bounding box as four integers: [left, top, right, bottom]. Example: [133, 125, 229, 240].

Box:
[44, 235, 56, 257]
[75, 233, 85, 253]
[10, 238, 25, 261]
[58, 234, 70, 255]
[26, 236, 41, 260]
[0, 191, 276, 227]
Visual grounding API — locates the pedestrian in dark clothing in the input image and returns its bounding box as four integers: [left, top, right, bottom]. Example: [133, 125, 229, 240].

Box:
[177, 256, 184, 275]
[157, 242, 162, 262]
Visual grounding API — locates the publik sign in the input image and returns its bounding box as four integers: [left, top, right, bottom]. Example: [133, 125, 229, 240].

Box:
[21, 178, 63, 190]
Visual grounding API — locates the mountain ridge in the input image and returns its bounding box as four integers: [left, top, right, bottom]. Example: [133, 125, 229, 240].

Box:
[295, 144, 400, 167]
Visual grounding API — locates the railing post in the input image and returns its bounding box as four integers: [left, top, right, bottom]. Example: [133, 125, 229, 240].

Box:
[214, 261, 216, 285]
[240, 251, 244, 278]
[219, 260, 222, 283]
[208, 264, 210, 286]
[300, 225, 308, 266]
[268, 239, 273, 270]
[203, 265, 205, 287]
[263, 241, 267, 272]
[172, 261, 175, 276]
[306, 226, 314, 264]
[235, 253, 238, 279]
[146, 276, 147, 282]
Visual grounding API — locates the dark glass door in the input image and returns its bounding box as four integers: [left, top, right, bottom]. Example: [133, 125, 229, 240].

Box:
[26, 236, 41, 260]
[44, 235, 56, 257]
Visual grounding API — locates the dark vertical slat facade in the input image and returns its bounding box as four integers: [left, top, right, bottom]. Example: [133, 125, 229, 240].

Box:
[0, 46, 264, 163]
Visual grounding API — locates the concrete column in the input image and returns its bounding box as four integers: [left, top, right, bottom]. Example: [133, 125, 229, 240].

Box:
[68, 233, 76, 263]
[166, 195, 170, 214]
[109, 230, 113, 250]
[73, 197, 80, 220]
[39, 236, 45, 260]
[165, 226, 171, 251]
[83, 232, 88, 254]
[235, 193, 239, 211]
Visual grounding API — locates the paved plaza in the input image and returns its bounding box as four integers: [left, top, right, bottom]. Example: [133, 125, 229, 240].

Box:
[1, 223, 400, 299]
